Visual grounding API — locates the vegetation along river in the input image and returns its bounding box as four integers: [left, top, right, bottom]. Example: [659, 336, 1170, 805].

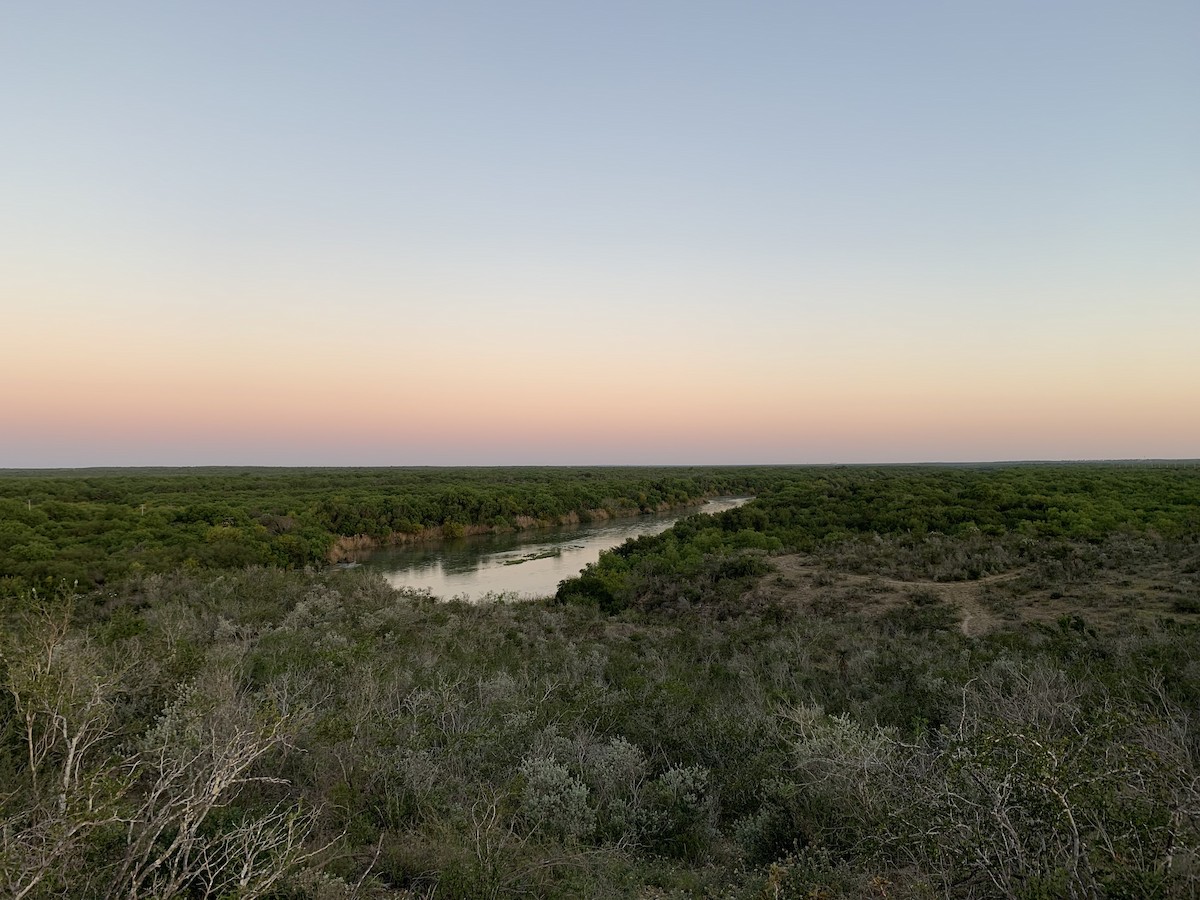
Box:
[353, 497, 750, 601]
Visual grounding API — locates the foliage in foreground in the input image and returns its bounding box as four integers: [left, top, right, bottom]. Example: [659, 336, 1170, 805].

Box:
[2, 563, 1198, 898]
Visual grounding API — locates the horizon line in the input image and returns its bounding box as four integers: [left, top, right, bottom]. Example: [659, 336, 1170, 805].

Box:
[3, 458, 1199, 474]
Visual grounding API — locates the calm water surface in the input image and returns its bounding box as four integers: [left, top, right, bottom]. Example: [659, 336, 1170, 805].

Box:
[355, 497, 750, 601]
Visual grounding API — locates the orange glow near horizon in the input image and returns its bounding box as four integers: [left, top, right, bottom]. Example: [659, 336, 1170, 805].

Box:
[6, 237, 1199, 466]
[8, 310, 1198, 466]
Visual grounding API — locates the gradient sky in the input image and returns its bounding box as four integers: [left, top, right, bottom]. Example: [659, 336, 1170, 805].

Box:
[3, 1, 1197, 466]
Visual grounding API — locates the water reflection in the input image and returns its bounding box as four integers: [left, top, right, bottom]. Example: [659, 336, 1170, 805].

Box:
[356, 497, 750, 601]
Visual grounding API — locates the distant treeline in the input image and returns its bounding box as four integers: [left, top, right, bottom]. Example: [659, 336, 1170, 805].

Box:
[0, 466, 772, 594]
[4, 464, 1199, 598]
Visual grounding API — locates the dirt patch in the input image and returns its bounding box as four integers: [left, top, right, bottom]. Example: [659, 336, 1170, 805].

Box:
[750, 555, 1011, 635]
[749, 552, 1200, 636]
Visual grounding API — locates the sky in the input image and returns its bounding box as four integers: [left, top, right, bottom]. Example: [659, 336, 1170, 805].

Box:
[2, 1, 1197, 466]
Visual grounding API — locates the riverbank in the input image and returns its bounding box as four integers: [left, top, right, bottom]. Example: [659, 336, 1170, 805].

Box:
[0, 467, 772, 592]
[349, 497, 754, 601]
[327, 497, 737, 563]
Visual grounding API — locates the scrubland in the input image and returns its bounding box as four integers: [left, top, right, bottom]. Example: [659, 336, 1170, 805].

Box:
[2, 464, 1199, 897]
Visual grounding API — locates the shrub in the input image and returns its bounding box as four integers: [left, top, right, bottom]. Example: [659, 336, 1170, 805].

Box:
[518, 754, 595, 841]
[640, 765, 716, 861]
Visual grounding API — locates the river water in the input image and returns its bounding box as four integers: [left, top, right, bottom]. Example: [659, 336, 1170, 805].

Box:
[355, 497, 750, 601]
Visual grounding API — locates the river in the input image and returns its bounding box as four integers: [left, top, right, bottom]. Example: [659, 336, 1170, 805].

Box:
[354, 497, 751, 601]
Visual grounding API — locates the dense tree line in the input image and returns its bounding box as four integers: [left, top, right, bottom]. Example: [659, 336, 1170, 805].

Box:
[557, 464, 1200, 613]
[0, 467, 770, 594]
[5, 463, 1196, 597]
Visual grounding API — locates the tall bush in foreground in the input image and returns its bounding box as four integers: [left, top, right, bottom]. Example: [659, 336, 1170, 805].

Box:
[0, 591, 332, 899]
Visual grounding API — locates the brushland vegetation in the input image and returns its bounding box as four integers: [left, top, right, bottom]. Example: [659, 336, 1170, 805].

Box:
[1, 462, 1199, 897]
[0, 467, 765, 595]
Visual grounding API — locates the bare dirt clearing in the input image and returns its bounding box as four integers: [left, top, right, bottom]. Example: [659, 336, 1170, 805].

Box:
[747, 552, 1199, 636]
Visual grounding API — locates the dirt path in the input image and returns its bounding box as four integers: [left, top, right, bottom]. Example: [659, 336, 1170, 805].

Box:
[765, 555, 1025, 636]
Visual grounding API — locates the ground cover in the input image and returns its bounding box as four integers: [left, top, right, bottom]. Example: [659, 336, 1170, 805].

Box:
[2, 462, 1198, 897]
